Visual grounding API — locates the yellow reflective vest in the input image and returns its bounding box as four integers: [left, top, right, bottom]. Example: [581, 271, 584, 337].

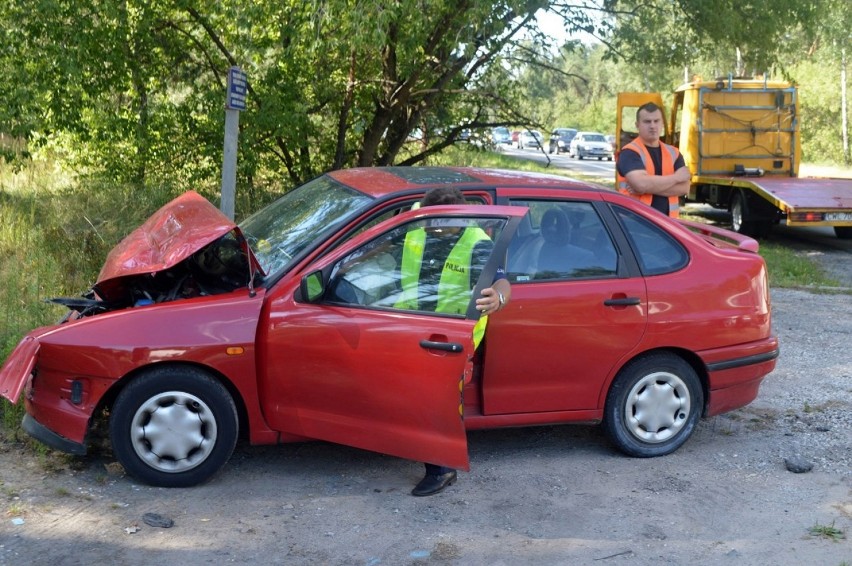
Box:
[396, 226, 491, 348]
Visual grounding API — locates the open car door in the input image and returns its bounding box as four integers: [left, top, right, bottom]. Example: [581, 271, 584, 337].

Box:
[259, 205, 527, 470]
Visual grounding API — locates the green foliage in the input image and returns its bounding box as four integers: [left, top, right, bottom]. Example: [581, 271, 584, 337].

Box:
[0, 0, 848, 204]
[757, 241, 842, 289]
[808, 520, 845, 542]
[796, 54, 850, 164]
[604, 0, 821, 72]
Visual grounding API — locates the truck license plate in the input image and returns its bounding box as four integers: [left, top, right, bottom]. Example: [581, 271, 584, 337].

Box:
[824, 212, 852, 221]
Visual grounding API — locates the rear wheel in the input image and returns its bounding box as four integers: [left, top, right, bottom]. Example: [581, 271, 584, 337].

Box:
[603, 353, 703, 457]
[730, 190, 771, 237]
[110, 366, 239, 487]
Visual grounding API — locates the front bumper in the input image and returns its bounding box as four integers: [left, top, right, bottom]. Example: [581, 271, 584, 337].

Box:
[22, 413, 87, 456]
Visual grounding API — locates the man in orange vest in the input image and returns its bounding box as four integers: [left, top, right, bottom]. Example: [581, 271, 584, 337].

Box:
[616, 102, 691, 217]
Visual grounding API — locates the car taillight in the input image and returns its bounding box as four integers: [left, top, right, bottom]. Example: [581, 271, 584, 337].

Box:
[788, 212, 823, 222]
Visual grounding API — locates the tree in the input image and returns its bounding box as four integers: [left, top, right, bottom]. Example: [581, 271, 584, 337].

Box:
[0, 0, 847, 205]
[602, 0, 822, 76]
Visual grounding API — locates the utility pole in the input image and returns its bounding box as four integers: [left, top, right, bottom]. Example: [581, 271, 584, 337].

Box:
[221, 66, 247, 220]
[842, 47, 849, 166]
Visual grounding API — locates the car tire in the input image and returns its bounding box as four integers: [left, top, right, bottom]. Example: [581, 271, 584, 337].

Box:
[578, 152, 584, 160]
[730, 190, 771, 237]
[110, 365, 239, 487]
[603, 353, 703, 458]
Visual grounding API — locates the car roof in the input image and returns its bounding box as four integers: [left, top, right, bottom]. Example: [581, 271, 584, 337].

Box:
[326, 167, 603, 198]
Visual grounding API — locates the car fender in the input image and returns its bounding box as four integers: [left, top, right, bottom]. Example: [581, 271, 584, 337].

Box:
[19, 289, 278, 445]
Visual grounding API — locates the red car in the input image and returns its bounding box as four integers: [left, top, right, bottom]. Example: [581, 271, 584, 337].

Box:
[0, 167, 778, 487]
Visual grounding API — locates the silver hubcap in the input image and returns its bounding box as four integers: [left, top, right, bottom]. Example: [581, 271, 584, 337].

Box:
[129, 391, 218, 473]
[624, 371, 691, 443]
[732, 198, 743, 230]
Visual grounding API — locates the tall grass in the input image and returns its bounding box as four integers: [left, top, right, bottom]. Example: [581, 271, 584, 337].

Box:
[0, 157, 186, 434]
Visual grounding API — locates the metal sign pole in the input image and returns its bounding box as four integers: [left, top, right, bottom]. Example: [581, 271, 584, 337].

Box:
[220, 66, 247, 220]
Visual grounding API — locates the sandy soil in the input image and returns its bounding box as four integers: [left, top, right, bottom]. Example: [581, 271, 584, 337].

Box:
[1, 270, 850, 566]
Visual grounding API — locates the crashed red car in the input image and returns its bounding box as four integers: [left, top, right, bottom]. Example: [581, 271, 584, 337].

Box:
[0, 167, 778, 487]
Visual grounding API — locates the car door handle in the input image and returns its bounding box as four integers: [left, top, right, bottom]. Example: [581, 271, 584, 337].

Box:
[420, 340, 464, 353]
[604, 297, 641, 307]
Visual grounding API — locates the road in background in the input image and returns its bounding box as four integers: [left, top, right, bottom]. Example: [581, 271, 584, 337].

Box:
[498, 145, 615, 181]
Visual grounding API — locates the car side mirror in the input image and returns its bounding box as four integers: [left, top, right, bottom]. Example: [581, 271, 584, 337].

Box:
[299, 271, 325, 303]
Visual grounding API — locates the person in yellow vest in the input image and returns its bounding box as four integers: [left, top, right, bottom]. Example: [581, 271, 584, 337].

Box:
[400, 186, 511, 496]
[616, 102, 691, 218]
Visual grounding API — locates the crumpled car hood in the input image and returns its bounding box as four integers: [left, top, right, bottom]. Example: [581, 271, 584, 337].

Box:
[95, 191, 245, 302]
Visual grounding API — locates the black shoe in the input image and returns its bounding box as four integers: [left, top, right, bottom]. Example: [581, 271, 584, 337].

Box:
[411, 470, 457, 496]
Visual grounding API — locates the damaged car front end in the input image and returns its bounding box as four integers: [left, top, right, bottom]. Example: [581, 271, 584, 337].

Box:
[0, 191, 262, 457]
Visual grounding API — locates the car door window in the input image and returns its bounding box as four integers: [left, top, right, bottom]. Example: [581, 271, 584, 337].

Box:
[325, 215, 508, 314]
[613, 205, 689, 275]
[506, 200, 618, 281]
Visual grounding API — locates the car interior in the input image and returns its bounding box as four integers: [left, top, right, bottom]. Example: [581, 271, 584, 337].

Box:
[507, 202, 618, 282]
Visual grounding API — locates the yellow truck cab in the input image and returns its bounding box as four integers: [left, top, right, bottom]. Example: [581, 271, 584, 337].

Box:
[617, 76, 852, 239]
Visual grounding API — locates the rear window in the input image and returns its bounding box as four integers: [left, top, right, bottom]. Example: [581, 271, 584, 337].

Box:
[613, 206, 688, 275]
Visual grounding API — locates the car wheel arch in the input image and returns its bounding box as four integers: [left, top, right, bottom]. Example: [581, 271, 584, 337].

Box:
[601, 349, 709, 458]
[96, 362, 252, 445]
[599, 348, 709, 413]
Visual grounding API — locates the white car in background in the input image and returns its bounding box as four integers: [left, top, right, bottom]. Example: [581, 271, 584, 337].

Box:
[518, 130, 544, 150]
[569, 132, 614, 160]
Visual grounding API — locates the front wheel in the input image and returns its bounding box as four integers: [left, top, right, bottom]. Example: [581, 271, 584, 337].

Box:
[603, 353, 703, 457]
[110, 366, 239, 487]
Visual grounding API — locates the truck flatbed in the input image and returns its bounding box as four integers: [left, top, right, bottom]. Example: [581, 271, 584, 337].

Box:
[692, 175, 852, 227]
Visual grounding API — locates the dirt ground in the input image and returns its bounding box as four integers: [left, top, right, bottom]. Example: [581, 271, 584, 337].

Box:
[1, 258, 850, 566]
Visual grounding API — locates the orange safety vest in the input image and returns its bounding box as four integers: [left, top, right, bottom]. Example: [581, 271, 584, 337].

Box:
[617, 140, 681, 218]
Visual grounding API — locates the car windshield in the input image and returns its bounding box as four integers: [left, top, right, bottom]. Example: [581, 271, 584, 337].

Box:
[239, 176, 373, 275]
[585, 134, 606, 142]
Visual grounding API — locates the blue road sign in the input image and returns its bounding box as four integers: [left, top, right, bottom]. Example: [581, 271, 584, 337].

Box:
[227, 67, 247, 111]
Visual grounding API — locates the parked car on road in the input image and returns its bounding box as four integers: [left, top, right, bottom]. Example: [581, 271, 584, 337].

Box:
[570, 131, 614, 160]
[549, 128, 578, 154]
[0, 167, 778, 487]
[510, 130, 521, 147]
[518, 130, 544, 150]
[491, 127, 512, 147]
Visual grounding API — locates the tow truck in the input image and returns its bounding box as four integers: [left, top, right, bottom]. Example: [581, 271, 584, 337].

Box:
[616, 76, 852, 238]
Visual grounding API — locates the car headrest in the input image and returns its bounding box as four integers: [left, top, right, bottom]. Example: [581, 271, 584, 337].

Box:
[540, 209, 570, 246]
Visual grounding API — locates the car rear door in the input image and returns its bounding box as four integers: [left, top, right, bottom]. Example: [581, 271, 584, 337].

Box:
[257, 205, 526, 470]
[482, 190, 648, 415]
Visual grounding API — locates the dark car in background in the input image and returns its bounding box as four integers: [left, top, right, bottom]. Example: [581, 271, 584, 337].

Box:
[549, 128, 578, 154]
